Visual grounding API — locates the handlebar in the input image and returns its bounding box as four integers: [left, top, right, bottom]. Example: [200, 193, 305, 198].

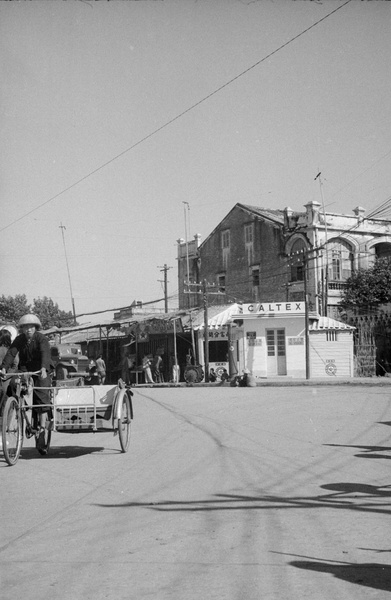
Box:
[0, 370, 41, 381]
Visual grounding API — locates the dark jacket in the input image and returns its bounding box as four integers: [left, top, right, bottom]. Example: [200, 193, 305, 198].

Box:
[1, 331, 51, 372]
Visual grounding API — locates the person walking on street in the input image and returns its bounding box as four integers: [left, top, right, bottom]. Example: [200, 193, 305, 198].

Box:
[151, 353, 163, 383]
[95, 353, 106, 384]
[142, 354, 154, 384]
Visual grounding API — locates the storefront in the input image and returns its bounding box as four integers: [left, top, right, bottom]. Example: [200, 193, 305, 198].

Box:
[190, 304, 241, 381]
[231, 302, 307, 378]
[230, 302, 355, 379]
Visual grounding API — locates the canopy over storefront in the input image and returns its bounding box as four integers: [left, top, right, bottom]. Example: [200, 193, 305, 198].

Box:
[182, 304, 241, 331]
[42, 312, 185, 344]
[309, 316, 355, 331]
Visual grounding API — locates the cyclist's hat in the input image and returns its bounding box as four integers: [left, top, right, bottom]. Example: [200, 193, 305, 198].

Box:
[18, 314, 42, 330]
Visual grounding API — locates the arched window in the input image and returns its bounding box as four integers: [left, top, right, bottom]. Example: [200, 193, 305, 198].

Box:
[326, 239, 353, 281]
[290, 238, 307, 282]
[375, 243, 391, 260]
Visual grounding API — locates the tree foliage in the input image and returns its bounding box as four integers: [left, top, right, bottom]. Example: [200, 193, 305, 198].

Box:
[32, 297, 75, 329]
[0, 295, 75, 329]
[0, 294, 30, 324]
[340, 257, 391, 311]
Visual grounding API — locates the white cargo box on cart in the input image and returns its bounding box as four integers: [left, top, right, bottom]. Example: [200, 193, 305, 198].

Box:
[53, 385, 119, 431]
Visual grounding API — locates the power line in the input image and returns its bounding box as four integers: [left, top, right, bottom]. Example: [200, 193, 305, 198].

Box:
[0, 0, 352, 233]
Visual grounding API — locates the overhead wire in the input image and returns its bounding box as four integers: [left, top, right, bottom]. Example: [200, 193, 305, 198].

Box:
[0, 0, 352, 233]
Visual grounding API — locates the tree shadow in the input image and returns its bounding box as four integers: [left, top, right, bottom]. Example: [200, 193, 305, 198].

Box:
[325, 443, 391, 459]
[94, 484, 391, 515]
[289, 558, 391, 592]
[318, 482, 391, 499]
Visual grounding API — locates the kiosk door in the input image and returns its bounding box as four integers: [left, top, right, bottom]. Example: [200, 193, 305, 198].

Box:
[266, 329, 287, 376]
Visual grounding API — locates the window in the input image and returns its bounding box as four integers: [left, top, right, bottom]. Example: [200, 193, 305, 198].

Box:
[222, 230, 230, 249]
[290, 238, 306, 282]
[244, 224, 253, 244]
[245, 223, 254, 264]
[222, 230, 230, 270]
[326, 331, 338, 342]
[266, 330, 275, 356]
[252, 268, 260, 287]
[326, 240, 353, 281]
[218, 275, 226, 293]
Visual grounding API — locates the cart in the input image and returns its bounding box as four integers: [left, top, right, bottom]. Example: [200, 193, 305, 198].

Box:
[183, 364, 204, 383]
[1, 372, 133, 466]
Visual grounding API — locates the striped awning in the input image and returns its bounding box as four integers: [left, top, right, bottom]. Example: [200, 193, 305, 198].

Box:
[190, 303, 241, 330]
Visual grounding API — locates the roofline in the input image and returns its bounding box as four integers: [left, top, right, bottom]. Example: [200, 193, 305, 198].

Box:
[200, 202, 284, 249]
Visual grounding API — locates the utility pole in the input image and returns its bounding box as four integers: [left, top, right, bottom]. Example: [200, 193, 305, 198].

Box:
[315, 171, 329, 316]
[203, 279, 209, 380]
[184, 280, 225, 382]
[158, 264, 171, 313]
[303, 252, 310, 380]
[288, 248, 312, 380]
[59, 223, 77, 324]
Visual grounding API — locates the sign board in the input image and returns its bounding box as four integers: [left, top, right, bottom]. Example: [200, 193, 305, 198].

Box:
[241, 302, 305, 315]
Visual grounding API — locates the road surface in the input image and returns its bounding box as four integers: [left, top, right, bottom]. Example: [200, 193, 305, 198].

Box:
[1, 385, 390, 599]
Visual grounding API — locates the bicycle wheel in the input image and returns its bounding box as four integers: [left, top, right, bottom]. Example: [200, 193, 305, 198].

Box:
[2, 396, 23, 466]
[118, 393, 131, 453]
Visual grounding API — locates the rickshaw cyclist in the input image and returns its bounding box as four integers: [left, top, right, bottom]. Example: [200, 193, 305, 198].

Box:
[0, 314, 52, 453]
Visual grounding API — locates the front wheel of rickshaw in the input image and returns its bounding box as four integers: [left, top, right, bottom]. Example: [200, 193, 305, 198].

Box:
[118, 393, 132, 453]
[2, 396, 23, 466]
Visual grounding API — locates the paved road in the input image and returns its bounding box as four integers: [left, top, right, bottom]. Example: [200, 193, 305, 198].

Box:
[1, 385, 390, 600]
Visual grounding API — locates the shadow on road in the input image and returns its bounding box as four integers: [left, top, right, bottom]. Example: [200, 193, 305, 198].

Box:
[289, 558, 391, 592]
[9, 445, 106, 461]
[325, 443, 391, 460]
[94, 483, 391, 515]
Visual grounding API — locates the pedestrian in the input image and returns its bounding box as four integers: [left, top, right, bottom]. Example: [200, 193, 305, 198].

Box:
[220, 368, 230, 383]
[95, 353, 106, 384]
[151, 353, 163, 383]
[120, 352, 134, 385]
[169, 354, 180, 383]
[142, 354, 154, 384]
[209, 368, 217, 382]
[84, 365, 101, 385]
[0, 329, 18, 420]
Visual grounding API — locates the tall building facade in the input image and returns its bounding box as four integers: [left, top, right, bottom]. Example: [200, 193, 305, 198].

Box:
[177, 202, 391, 318]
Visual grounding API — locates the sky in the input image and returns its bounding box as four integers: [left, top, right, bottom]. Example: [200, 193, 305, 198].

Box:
[1, 0, 390, 325]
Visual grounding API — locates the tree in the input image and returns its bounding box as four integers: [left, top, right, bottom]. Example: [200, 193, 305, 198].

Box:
[32, 297, 75, 329]
[0, 294, 30, 324]
[340, 257, 391, 311]
[0, 294, 75, 329]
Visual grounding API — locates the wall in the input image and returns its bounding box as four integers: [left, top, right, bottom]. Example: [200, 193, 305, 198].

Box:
[309, 331, 354, 378]
[199, 206, 286, 305]
[239, 315, 306, 378]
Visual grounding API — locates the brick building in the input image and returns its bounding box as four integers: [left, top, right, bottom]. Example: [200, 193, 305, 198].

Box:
[177, 201, 391, 318]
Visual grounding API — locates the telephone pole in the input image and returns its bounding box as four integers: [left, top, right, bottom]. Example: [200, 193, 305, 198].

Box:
[158, 264, 171, 312]
[315, 171, 329, 316]
[184, 280, 225, 382]
[59, 223, 77, 324]
[288, 248, 313, 380]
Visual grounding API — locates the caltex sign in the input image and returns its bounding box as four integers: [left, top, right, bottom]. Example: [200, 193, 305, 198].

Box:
[241, 302, 305, 315]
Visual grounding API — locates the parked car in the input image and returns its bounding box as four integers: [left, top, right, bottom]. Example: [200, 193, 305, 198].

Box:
[50, 343, 89, 380]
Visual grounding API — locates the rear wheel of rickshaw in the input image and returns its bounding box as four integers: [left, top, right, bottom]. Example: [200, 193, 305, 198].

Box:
[118, 393, 131, 452]
[2, 396, 23, 466]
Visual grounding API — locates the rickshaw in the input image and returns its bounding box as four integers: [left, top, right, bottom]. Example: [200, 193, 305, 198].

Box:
[1, 371, 133, 466]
